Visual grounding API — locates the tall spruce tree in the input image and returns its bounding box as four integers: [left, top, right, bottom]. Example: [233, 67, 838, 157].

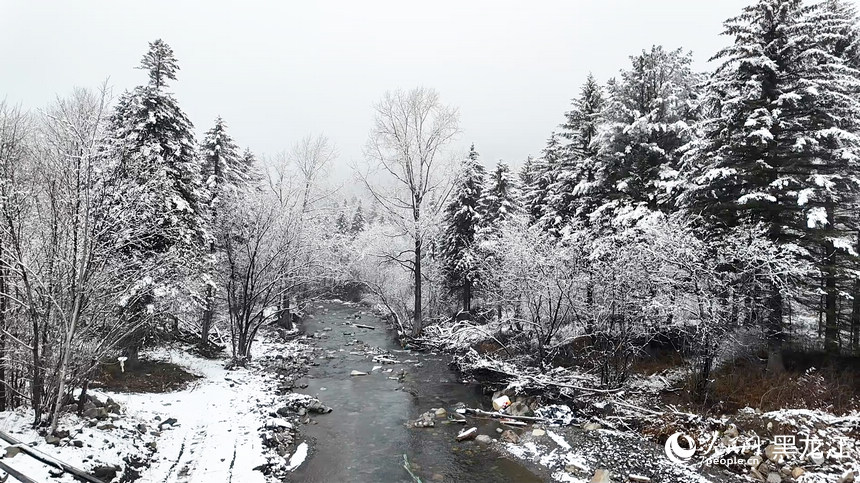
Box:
[523, 133, 562, 226]
[441, 145, 486, 313]
[597, 46, 701, 220]
[480, 161, 520, 229]
[685, 0, 860, 356]
[106, 39, 204, 362]
[544, 74, 605, 234]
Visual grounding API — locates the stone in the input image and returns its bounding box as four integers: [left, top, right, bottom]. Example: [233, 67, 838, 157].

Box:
[434, 408, 447, 418]
[45, 435, 61, 446]
[475, 435, 492, 444]
[105, 397, 121, 414]
[532, 429, 545, 437]
[158, 417, 178, 430]
[808, 453, 825, 465]
[350, 370, 368, 376]
[83, 407, 108, 420]
[790, 468, 805, 479]
[628, 476, 651, 483]
[91, 465, 118, 482]
[590, 469, 612, 483]
[724, 424, 740, 439]
[496, 428, 504, 434]
[500, 430, 519, 444]
[766, 473, 781, 483]
[582, 422, 602, 431]
[750, 468, 766, 482]
[456, 427, 478, 441]
[97, 423, 116, 431]
[71, 440, 84, 448]
[747, 455, 763, 467]
[839, 470, 857, 483]
[764, 445, 784, 464]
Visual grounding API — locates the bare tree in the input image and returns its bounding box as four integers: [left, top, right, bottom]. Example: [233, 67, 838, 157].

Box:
[357, 87, 459, 336]
[289, 134, 337, 216]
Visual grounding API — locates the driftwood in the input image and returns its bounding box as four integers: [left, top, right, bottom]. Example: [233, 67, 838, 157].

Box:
[0, 430, 104, 483]
[0, 460, 38, 483]
[459, 407, 545, 423]
[352, 323, 376, 330]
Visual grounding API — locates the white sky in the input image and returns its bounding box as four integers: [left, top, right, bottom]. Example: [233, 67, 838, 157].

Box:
[4, 0, 849, 176]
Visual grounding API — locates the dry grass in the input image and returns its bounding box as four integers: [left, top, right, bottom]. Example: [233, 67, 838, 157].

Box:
[94, 359, 200, 393]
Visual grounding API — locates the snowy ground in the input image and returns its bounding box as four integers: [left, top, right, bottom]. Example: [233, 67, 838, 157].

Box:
[0, 332, 313, 483]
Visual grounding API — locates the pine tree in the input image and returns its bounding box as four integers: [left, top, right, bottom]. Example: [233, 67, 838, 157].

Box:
[105, 40, 204, 361]
[544, 74, 605, 234]
[522, 134, 562, 226]
[441, 144, 486, 313]
[351, 203, 365, 234]
[335, 211, 350, 234]
[598, 46, 701, 220]
[480, 161, 520, 229]
[685, 0, 860, 355]
[199, 116, 254, 348]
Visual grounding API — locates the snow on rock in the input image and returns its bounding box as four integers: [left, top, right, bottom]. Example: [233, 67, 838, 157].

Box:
[284, 441, 308, 471]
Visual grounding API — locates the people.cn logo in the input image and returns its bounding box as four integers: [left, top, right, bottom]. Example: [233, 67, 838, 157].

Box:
[664, 432, 697, 464]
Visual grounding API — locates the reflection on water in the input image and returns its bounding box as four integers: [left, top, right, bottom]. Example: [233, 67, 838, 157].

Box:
[287, 303, 542, 483]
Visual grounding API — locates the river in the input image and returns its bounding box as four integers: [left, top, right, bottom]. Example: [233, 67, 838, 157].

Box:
[288, 301, 543, 482]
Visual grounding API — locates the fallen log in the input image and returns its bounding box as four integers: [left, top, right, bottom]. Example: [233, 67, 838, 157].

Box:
[352, 324, 376, 330]
[0, 460, 39, 483]
[0, 431, 104, 483]
[459, 407, 545, 423]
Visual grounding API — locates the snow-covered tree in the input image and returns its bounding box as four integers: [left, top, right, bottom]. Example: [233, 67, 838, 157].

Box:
[480, 161, 519, 229]
[351, 203, 366, 234]
[441, 144, 486, 314]
[357, 87, 459, 335]
[544, 74, 605, 234]
[104, 39, 205, 361]
[685, 0, 860, 354]
[522, 133, 562, 226]
[597, 46, 701, 220]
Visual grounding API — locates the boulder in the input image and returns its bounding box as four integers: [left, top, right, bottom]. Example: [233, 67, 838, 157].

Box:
[766, 473, 781, 483]
[456, 427, 478, 441]
[434, 408, 447, 418]
[790, 468, 805, 479]
[91, 465, 119, 482]
[532, 429, 546, 437]
[839, 470, 857, 483]
[582, 422, 602, 431]
[83, 407, 108, 420]
[475, 434, 492, 445]
[506, 400, 534, 417]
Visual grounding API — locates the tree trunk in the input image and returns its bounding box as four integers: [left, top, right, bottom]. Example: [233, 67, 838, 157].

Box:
[413, 239, 422, 337]
[463, 277, 471, 315]
[766, 287, 785, 374]
[824, 240, 839, 355]
[201, 286, 214, 349]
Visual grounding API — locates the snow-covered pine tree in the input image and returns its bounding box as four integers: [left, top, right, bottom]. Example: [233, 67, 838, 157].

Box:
[522, 134, 562, 227]
[199, 116, 254, 349]
[480, 161, 520, 229]
[335, 210, 350, 235]
[544, 74, 605, 235]
[793, 0, 860, 353]
[105, 39, 205, 362]
[597, 46, 701, 222]
[441, 144, 486, 314]
[351, 203, 365, 234]
[684, 0, 860, 355]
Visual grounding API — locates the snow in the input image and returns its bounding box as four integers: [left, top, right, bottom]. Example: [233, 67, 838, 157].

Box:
[284, 441, 308, 471]
[101, 346, 277, 482]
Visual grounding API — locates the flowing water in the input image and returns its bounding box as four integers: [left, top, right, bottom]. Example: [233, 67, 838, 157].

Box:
[288, 302, 543, 483]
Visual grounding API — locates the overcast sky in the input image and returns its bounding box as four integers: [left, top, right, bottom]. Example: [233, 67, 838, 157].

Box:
[4, 0, 842, 176]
